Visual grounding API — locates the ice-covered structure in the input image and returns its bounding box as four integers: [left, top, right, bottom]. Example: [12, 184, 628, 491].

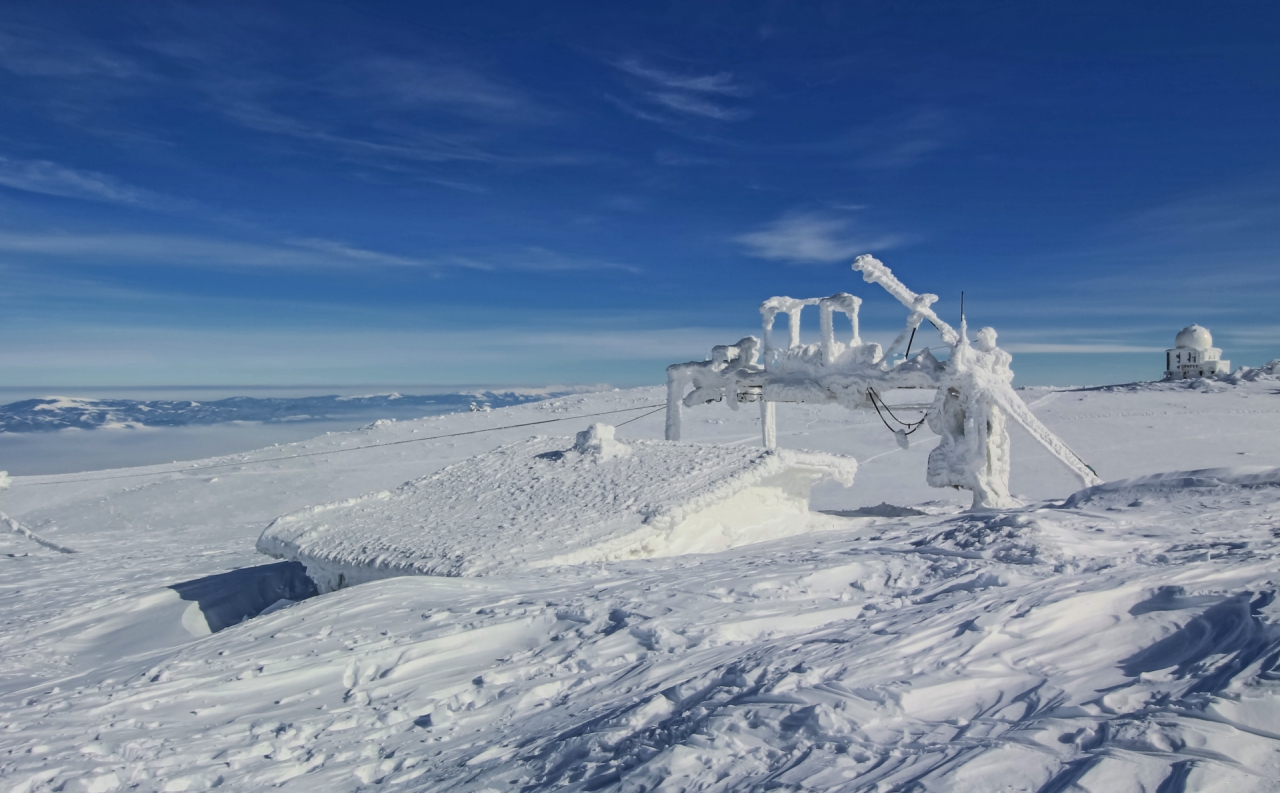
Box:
[1164, 324, 1230, 380]
[666, 255, 1103, 509]
[258, 430, 856, 591]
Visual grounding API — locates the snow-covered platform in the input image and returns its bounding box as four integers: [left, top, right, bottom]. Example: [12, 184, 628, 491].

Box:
[258, 427, 856, 591]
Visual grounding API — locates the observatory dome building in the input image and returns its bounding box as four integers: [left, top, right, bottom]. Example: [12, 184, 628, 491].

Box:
[1165, 324, 1229, 380]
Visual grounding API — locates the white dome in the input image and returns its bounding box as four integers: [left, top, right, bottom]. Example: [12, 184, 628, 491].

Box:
[1175, 324, 1213, 349]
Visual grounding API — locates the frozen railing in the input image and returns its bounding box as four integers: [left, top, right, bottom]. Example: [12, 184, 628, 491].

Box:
[760, 293, 863, 365]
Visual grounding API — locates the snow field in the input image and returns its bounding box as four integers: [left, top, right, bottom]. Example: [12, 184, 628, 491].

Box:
[1, 380, 1280, 790]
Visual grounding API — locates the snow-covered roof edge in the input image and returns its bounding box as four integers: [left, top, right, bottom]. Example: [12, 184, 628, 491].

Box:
[643, 447, 856, 530]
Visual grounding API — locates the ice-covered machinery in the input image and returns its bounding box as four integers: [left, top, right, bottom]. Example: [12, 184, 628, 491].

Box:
[665, 255, 1102, 509]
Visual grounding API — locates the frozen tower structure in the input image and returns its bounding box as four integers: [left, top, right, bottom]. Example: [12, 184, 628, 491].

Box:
[665, 255, 1102, 509]
[1164, 325, 1229, 380]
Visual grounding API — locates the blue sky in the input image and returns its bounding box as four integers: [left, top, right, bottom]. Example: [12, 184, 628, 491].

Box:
[1, 1, 1278, 388]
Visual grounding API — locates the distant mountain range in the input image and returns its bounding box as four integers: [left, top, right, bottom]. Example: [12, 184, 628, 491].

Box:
[0, 391, 566, 432]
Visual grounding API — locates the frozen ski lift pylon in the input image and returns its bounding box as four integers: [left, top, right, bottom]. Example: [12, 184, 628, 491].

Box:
[665, 254, 1102, 509]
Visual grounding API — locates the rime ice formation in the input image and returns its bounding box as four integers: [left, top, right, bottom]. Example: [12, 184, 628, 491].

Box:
[574, 422, 632, 460]
[666, 254, 1102, 509]
[1165, 324, 1230, 380]
[258, 432, 856, 591]
[1223, 358, 1280, 383]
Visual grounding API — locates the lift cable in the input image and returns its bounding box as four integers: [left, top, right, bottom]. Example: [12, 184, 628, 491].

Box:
[11, 403, 668, 488]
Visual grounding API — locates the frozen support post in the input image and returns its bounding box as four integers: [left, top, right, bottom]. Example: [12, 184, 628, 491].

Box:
[665, 371, 683, 441]
[761, 399, 776, 450]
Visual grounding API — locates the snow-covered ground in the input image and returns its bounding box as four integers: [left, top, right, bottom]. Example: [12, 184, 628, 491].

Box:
[3, 379, 1280, 791]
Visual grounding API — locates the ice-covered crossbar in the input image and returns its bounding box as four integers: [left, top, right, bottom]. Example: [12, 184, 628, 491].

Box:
[257, 425, 856, 592]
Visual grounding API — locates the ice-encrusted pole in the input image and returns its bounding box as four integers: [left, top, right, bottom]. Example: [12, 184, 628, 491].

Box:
[760, 297, 807, 357]
[817, 293, 861, 365]
[665, 368, 685, 441]
[760, 400, 777, 449]
[984, 385, 1103, 487]
[853, 254, 959, 354]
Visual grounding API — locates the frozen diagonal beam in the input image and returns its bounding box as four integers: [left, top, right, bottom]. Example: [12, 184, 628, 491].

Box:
[986, 381, 1104, 487]
[853, 254, 959, 348]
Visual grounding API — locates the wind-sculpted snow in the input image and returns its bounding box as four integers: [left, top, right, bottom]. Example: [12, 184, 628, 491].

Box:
[1061, 466, 1280, 508]
[8, 480, 1280, 791]
[0, 391, 567, 432]
[3, 383, 1280, 791]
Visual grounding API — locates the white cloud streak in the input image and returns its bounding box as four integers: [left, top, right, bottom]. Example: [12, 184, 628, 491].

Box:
[344, 57, 555, 124]
[613, 59, 749, 96]
[648, 92, 750, 121]
[610, 58, 751, 124]
[0, 27, 141, 78]
[0, 231, 641, 275]
[736, 211, 900, 263]
[0, 231, 443, 270]
[0, 156, 173, 208]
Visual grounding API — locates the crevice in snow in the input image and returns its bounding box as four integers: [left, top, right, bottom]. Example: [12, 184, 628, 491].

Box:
[169, 561, 319, 634]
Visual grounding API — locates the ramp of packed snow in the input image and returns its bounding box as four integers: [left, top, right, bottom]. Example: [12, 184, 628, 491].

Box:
[258, 432, 856, 590]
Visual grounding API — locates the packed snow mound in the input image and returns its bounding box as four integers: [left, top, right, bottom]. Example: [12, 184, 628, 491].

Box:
[1062, 466, 1280, 508]
[573, 422, 631, 460]
[1224, 358, 1280, 383]
[258, 433, 856, 590]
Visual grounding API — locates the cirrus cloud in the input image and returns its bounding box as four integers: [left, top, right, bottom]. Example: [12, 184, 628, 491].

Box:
[736, 210, 901, 264]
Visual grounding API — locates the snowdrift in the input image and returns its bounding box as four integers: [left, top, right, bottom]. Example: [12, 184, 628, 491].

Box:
[1062, 465, 1280, 508]
[258, 431, 856, 591]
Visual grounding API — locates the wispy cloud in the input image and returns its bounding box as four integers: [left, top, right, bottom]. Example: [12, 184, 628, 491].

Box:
[339, 57, 555, 124]
[2, 15, 583, 176]
[653, 149, 724, 167]
[285, 238, 452, 269]
[0, 231, 445, 270]
[1121, 185, 1280, 241]
[0, 26, 140, 78]
[0, 156, 175, 208]
[736, 210, 900, 263]
[509, 247, 641, 274]
[648, 92, 749, 121]
[812, 109, 955, 170]
[0, 231, 640, 276]
[613, 59, 750, 96]
[452, 246, 642, 274]
[610, 58, 752, 125]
